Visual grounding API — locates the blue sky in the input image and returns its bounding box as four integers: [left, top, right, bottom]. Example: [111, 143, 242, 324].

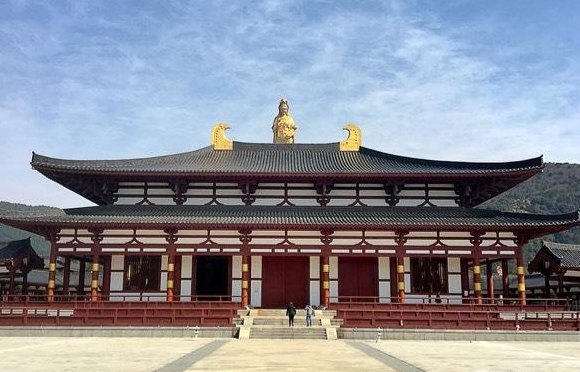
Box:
[1, 0, 579, 208]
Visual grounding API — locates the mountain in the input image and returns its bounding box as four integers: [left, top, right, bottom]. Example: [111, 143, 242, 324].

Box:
[1, 162, 579, 262]
[480, 163, 580, 263]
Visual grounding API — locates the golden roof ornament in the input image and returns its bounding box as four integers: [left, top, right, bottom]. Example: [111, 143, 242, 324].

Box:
[340, 124, 362, 151]
[211, 123, 233, 150]
[272, 99, 297, 144]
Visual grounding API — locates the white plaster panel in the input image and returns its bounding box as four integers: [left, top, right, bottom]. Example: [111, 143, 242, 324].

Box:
[378, 257, 390, 280]
[114, 197, 142, 205]
[433, 199, 458, 207]
[110, 272, 124, 291]
[498, 232, 516, 238]
[404, 257, 410, 269]
[111, 256, 124, 271]
[290, 198, 320, 206]
[379, 281, 391, 302]
[183, 198, 212, 205]
[330, 281, 338, 303]
[251, 256, 262, 278]
[440, 239, 471, 247]
[310, 281, 320, 306]
[137, 237, 167, 245]
[362, 199, 387, 206]
[448, 257, 461, 273]
[288, 230, 322, 237]
[180, 280, 191, 300]
[160, 272, 167, 291]
[407, 232, 437, 238]
[359, 190, 388, 197]
[397, 199, 423, 206]
[146, 198, 175, 205]
[327, 198, 354, 206]
[440, 232, 472, 238]
[329, 256, 338, 279]
[310, 256, 320, 279]
[59, 229, 76, 235]
[251, 280, 262, 307]
[399, 190, 425, 197]
[211, 238, 241, 245]
[101, 237, 132, 245]
[161, 255, 168, 270]
[181, 256, 192, 278]
[231, 279, 241, 299]
[429, 190, 457, 197]
[330, 239, 361, 246]
[218, 198, 245, 206]
[448, 274, 462, 294]
[175, 238, 206, 244]
[288, 189, 318, 196]
[407, 239, 438, 246]
[287, 238, 321, 246]
[404, 273, 411, 292]
[332, 231, 362, 237]
[76, 237, 93, 244]
[370, 239, 397, 245]
[232, 256, 242, 278]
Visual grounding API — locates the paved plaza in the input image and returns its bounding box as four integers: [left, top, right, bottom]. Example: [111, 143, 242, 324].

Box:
[0, 337, 579, 371]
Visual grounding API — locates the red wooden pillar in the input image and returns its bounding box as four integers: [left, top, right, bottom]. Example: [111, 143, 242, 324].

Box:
[47, 236, 57, 302]
[486, 260, 494, 304]
[320, 229, 333, 308]
[167, 252, 175, 302]
[396, 255, 405, 303]
[102, 257, 111, 300]
[321, 254, 330, 308]
[473, 257, 482, 304]
[238, 229, 252, 307]
[89, 228, 103, 302]
[460, 258, 469, 303]
[62, 256, 71, 296]
[8, 267, 16, 296]
[164, 228, 179, 302]
[395, 230, 408, 304]
[241, 254, 250, 307]
[90, 254, 100, 302]
[516, 250, 526, 306]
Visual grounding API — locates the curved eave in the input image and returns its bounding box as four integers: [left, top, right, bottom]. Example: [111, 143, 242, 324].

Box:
[2, 208, 578, 238]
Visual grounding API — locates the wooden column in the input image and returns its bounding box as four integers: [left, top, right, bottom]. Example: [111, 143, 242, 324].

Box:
[89, 228, 103, 302]
[62, 256, 71, 296]
[47, 236, 57, 302]
[486, 260, 494, 304]
[167, 253, 175, 302]
[241, 254, 250, 307]
[558, 272, 564, 298]
[102, 257, 111, 299]
[516, 246, 526, 306]
[165, 228, 178, 302]
[460, 258, 469, 303]
[90, 255, 100, 302]
[22, 267, 30, 296]
[395, 231, 408, 304]
[470, 232, 483, 305]
[501, 259, 509, 299]
[320, 230, 333, 308]
[238, 229, 252, 307]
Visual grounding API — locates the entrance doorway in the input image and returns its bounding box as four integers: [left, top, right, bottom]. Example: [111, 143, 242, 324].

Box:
[262, 256, 309, 308]
[339, 257, 378, 300]
[195, 256, 230, 299]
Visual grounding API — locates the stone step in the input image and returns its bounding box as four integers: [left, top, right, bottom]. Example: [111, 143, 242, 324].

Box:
[249, 327, 327, 340]
[252, 318, 322, 326]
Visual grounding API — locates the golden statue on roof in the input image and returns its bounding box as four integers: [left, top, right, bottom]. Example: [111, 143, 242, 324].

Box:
[272, 99, 297, 144]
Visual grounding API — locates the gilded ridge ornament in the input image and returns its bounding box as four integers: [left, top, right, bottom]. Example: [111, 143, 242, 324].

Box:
[272, 99, 297, 144]
[340, 123, 362, 151]
[211, 123, 233, 151]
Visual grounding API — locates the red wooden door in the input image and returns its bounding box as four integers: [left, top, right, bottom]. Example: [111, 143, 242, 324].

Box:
[338, 257, 378, 301]
[261, 256, 309, 308]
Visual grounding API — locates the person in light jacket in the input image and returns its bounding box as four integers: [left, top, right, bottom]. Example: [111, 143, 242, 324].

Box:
[305, 304, 314, 327]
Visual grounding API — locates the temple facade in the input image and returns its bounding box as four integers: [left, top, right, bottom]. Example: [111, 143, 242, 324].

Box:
[2, 102, 579, 309]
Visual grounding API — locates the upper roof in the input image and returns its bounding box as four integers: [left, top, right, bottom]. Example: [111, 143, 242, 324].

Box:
[31, 142, 544, 206]
[32, 142, 543, 176]
[2, 206, 578, 236]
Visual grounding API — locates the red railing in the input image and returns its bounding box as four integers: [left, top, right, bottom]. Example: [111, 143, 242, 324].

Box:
[0, 295, 242, 327]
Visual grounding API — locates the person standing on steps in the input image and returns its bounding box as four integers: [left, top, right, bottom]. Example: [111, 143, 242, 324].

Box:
[286, 301, 296, 327]
[305, 304, 314, 327]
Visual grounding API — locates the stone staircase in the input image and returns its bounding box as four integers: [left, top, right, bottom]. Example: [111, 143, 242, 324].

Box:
[236, 309, 341, 340]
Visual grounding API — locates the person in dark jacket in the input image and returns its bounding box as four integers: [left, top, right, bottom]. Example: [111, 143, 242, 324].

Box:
[286, 302, 296, 327]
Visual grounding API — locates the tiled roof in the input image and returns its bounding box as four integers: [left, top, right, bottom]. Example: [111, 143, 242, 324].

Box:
[32, 142, 543, 176]
[2, 205, 578, 230]
[542, 241, 580, 270]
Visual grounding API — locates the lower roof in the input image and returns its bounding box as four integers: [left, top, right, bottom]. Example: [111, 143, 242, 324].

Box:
[1, 206, 578, 234]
